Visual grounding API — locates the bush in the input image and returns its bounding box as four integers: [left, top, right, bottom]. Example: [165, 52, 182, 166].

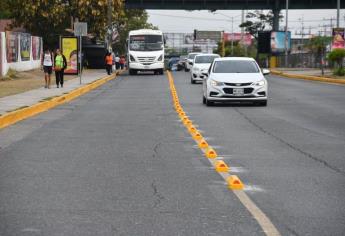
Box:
[333, 67, 345, 76]
[328, 49, 345, 69]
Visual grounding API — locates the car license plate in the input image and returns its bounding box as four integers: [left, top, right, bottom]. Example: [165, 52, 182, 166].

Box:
[233, 88, 244, 96]
[144, 65, 149, 69]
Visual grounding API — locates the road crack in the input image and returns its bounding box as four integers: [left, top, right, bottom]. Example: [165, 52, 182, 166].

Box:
[234, 108, 345, 176]
[151, 180, 165, 208]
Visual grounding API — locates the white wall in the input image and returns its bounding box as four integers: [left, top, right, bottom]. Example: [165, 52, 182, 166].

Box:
[0, 32, 42, 77]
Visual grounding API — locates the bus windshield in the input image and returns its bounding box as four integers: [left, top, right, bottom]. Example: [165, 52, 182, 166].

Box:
[129, 35, 163, 51]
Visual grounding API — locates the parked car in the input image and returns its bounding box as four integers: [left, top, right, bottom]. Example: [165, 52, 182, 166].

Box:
[202, 57, 270, 106]
[185, 52, 201, 72]
[191, 53, 220, 84]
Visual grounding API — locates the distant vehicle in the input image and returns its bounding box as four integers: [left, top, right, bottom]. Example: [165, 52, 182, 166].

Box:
[185, 52, 201, 72]
[127, 29, 164, 75]
[202, 57, 270, 106]
[167, 57, 180, 71]
[191, 53, 220, 84]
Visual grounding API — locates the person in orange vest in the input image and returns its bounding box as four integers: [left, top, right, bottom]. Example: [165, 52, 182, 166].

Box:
[105, 52, 113, 75]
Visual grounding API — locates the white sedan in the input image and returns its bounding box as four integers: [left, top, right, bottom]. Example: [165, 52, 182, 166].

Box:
[202, 57, 270, 106]
[191, 54, 220, 84]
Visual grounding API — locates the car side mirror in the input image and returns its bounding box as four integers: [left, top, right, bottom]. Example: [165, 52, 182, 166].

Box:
[262, 69, 270, 75]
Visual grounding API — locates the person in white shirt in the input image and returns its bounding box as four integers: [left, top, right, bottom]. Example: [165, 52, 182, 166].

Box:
[115, 54, 120, 70]
[41, 48, 53, 89]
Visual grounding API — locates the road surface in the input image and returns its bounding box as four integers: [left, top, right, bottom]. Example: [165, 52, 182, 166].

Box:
[0, 71, 344, 235]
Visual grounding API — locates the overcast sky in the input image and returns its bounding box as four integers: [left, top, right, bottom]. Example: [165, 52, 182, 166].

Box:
[147, 9, 344, 37]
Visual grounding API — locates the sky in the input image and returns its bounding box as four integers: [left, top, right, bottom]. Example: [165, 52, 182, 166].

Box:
[147, 9, 344, 38]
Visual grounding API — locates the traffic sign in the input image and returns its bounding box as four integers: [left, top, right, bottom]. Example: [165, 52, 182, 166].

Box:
[74, 22, 88, 36]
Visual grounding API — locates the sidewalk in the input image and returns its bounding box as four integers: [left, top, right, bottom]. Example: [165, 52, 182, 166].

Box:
[0, 69, 109, 115]
[275, 68, 332, 77]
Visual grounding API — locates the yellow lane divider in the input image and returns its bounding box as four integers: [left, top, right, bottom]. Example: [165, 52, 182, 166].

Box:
[167, 71, 281, 236]
[0, 72, 121, 130]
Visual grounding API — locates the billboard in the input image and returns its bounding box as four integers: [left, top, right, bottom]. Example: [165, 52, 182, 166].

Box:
[195, 30, 222, 42]
[61, 37, 78, 74]
[257, 31, 271, 54]
[270, 31, 291, 54]
[32, 36, 42, 61]
[223, 33, 253, 46]
[332, 28, 345, 49]
[20, 33, 31, 61]
[6, 31, 19, 63]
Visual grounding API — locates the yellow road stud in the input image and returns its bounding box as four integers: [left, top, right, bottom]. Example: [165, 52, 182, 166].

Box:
[215, 160, 229, 172]
[193, 132, 203, 140]
[198, 139, 209, 149]
[188, 126, 197, 134]
[181, 116, 189, 122]
[184, 120, 193, 127]
[227, 175, 244, 190]
[205, 148, 217, 159]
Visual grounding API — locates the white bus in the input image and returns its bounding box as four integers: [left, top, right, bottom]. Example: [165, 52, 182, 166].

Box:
[127, 29, 165, 75]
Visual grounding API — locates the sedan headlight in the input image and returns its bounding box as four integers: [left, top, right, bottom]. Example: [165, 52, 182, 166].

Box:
[210, 79, 224, 87]
[252, 80, 266, 86]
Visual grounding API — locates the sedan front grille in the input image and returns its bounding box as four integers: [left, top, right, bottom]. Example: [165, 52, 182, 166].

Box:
[223, 88, 254, 94]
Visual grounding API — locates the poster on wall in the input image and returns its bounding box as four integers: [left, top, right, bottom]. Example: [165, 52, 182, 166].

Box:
[61, 37, 78, 74]
[270, 31, 291, 54]
[32, 36, 42, 60]
[20, 33, 31, 61]
[6, 31, 19, 63]
[332, 28, 345, 49]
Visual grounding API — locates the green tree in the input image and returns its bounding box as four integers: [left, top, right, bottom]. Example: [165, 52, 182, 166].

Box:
[328, 49, 345, 76]
[6, 0, 123, 47]
[112, 9, 157, 55]
[0, 1, 11, 19]
[239, 10, 283, 40]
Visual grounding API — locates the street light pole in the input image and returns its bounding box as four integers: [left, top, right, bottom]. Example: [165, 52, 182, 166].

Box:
[231, 17, 234, 56]
[337, 0, 340, 28]
[285, 0, 289, 68]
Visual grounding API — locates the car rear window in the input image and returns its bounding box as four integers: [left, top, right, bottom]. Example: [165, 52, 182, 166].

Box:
[213, 60, 260, 73]
[195, 55, 219, 64]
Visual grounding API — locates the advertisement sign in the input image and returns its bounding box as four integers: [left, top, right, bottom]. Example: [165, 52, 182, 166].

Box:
[61, 37, 78, 74]
[270, 31, 291, 54]
[6, 31, 19, 63]
[223, 33, 253, 46]
[32, 36, 42, 60]
[20, 33, 31, 61]
[332, 28, 345, 49]
[195, 30, 222, 42]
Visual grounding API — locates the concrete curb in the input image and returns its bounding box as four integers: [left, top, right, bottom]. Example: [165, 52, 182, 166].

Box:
[271, 70, 345, 85]
[0, 72, 119, 130]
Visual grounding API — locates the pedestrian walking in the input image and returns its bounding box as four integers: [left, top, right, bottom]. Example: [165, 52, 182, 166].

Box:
[54, 49, 67, 88]
[41, 48, 53, 89]
[115, 54, 120, 70]
[119, 55, 126, 70]
[105, 52, 113, 75]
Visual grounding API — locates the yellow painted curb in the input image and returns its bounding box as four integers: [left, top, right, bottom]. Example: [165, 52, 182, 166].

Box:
[0, 72, 119, 130]
[227, 175, 244, 190]
[271, 70, 345, 85]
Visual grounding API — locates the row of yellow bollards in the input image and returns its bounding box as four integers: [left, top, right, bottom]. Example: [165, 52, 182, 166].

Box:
[168, 74, 244, 190]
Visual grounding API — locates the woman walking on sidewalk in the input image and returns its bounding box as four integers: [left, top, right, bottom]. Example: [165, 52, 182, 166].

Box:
[41, 48, 53, 89]
[54, 49, 67, 88]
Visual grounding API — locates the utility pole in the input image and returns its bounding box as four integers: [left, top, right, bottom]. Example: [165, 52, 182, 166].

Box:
[285, 0, 289, 68]
[107, 0, 112, 51]
[231, 16, 234, 56]
[337, 0, 340, 28]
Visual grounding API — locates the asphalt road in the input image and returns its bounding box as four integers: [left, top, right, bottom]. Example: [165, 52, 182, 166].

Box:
[0, 71, 344, 235]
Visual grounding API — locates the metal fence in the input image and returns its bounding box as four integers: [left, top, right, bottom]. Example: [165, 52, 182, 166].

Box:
[276, 53, 328, 68]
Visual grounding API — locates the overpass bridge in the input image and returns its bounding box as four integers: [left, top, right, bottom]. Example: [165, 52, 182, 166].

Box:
[125, 0, 342, 31]
[124, 0, 343, 10]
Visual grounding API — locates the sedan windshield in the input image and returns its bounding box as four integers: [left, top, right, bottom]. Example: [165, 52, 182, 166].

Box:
[130, 35, 163, 51]
[195, 55, 219, 64]
[213, 60, 260, 73]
